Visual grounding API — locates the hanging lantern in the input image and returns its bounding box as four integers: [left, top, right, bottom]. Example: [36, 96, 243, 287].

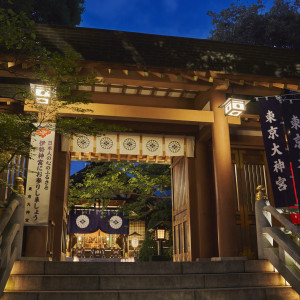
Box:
[220, 98, 250, 117]
[30, 84, 56, 105]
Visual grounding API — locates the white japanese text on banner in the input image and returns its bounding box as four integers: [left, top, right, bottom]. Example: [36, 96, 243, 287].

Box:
[25, 123, 56, 225]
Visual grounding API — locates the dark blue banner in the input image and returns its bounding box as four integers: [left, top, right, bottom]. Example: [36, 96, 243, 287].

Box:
[282, 100, 300, 204]
[67, 209, 129, 234]
[98, 210, 129, 235]
[258, 97, 297, 207]
[67, 210, 99, 234]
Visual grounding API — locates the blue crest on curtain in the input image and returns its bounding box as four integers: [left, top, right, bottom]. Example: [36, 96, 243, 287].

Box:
[67, 210, 99, 234]
[67, 209, 129, 234]
[98, 211, 129, 234]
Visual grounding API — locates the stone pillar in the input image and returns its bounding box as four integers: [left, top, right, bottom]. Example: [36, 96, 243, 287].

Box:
[211, 91, 238, 257]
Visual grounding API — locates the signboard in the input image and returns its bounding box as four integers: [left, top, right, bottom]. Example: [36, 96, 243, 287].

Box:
[258, 98, 297, 208]
[24, 123, 56, 225]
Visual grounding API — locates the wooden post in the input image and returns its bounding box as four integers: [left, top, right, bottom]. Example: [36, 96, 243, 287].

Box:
[24, 227, 48, 257]
[193, 139, 218, 258]
[211, 91, 238, 257]
[49, 134, 71, 261]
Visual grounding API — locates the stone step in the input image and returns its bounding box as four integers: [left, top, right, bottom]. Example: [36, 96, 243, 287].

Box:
[11, 260, 275, 276]
[6, 272, 285, 291]
[2, 286, 299, 300]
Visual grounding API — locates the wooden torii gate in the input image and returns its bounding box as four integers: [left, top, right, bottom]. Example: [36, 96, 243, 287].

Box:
[1, 24, 300, 261]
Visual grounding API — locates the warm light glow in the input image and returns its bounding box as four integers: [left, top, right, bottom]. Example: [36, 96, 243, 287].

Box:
[131, 237, 139, 248]
[30, 83, 55, 105]
[157, 229, 165, 240]
[221, 98, 250, 117]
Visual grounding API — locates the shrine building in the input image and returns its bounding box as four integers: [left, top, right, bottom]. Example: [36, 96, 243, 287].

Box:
[1, 24, 300, 262]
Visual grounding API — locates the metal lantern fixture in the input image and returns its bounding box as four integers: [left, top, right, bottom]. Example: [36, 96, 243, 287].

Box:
[220, 98, 250, 117]
[155, 228, 166, 240]
[128, 232, 141, 258]
[30, 84, 55, 105]
[151, 221, 170, 256]
[129, 232, 141, 248]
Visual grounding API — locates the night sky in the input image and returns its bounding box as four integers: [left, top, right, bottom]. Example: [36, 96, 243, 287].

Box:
[80, 0, 274, 39]
[72, 0, 274, 175]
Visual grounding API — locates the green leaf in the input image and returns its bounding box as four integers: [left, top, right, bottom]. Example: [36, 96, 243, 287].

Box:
[7, 9, 14, 16]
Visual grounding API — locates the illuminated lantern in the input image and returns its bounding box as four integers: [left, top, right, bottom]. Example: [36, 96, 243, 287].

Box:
[220, 98, 250, 117]
[30, 84, 56, 105]
[150, 221, 170, 256]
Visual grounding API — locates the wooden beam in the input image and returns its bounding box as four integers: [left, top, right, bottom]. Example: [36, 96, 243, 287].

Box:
[0, 98, 17, 103]
[7, 62, 15, 68]
[227, 116, 242, 126]
[213, 72, 300, 86]
[103, 77, 211, 91]
[229, 85, 283, 96]
[25, 102, 217, 124]
[285, 84, 300, 92]
[95, 68, 212, 91]
[214, 81, 230, 91]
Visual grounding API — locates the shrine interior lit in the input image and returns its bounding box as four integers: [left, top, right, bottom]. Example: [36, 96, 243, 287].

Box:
[66, 157, 171, 261]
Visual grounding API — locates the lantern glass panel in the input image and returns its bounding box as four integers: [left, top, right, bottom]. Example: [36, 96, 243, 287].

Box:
[157, 229, 165, 240]
[36, 97, 50, 104]
[232, 100, 245, 111]
[228, 110, 242, 116]
[225, 102, 232, 114]
[223, 98, 249, 117]
[131, 237, 139, 248]
[35, 85, 51, 98]
[31, 83, 54, 105]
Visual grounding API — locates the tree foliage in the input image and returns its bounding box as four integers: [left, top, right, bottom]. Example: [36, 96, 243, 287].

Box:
[0, 0, 85, 26]
[138, 231, 158, 261]
[0, 6, 125, 193]
[69, 162, 171, 221]
[208, 0, 300, 49]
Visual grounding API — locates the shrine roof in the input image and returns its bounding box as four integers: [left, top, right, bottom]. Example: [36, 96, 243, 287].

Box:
[34, 24, 300, 79]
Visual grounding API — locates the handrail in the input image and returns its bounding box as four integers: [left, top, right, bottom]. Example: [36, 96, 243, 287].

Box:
[0, 200, 19, 234]
[263, 205, 300, 238]
[0, 177, 25, 296]
[255, 186, 300, 294]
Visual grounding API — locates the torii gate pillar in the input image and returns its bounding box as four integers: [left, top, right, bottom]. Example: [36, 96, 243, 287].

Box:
[211, 91, 238, 257]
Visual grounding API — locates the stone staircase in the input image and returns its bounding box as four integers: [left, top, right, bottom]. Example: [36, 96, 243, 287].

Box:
[1, 259, 299, 300]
